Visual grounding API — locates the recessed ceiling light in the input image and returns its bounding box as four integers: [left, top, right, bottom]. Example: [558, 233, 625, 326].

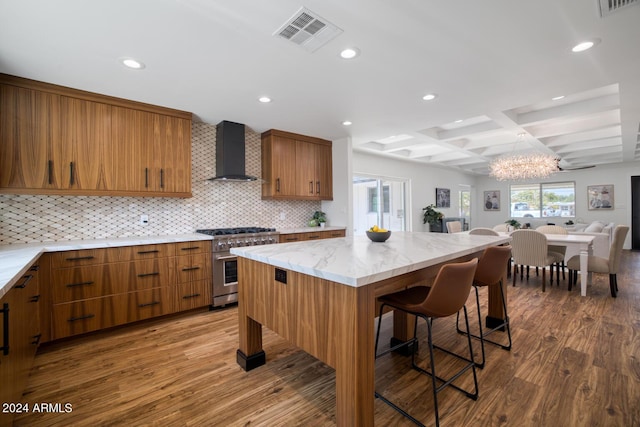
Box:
[454, 119, 463, 123]
[422, 93, 437, 101]
[571, 38, 600, 53]
[552, 95, 565, 101]
[340, 48, 360, 59]
[258, 96, 272, 103]
[342, 120, 352, 126]
[120, 58, 145, 69]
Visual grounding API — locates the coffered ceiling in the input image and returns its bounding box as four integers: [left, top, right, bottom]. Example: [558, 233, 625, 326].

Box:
[1, 0, 639, 175]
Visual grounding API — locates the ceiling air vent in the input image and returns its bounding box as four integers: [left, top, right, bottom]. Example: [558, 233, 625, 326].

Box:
[273, 7, 343, 52]
[598, 0, 639, 17]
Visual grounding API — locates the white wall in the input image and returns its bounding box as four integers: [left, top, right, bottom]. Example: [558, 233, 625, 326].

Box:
[474, 161, 640, 248]
[321, 137, 352, 234]
[352, 151, 477, 232]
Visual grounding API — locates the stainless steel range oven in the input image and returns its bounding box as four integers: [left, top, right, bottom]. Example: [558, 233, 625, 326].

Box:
[196, 227, 279, 307]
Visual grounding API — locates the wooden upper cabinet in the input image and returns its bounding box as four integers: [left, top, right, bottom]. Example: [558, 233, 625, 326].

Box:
[59, 96, 112, 190]
[152, 114, 191, 194]
[261, 129, 333, 200]
[0, 73, 192, 197]
[0, 84, 60, 189]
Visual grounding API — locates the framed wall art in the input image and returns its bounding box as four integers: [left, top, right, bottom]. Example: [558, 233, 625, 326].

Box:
[483, 190, 500, 211]
[587, 185, 614, 210]
[436, 188, 450, 208]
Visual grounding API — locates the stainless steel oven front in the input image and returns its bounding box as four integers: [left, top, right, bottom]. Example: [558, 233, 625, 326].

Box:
[213, 251, 238, 307]
[196, 227, 279, 308]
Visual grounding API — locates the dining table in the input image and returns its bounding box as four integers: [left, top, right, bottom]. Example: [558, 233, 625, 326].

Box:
[230, 231, 511, 426]
[500, 231, 595, 296]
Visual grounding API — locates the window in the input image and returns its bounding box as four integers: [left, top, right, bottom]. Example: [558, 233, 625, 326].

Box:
[509, 182, 575, 219]
[368, 185, 390, 213]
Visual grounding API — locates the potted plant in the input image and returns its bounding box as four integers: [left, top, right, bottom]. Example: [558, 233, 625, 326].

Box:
[310, 210, 327, 228]
[505, 219, 521, 231]
[422, 204, 444, 232]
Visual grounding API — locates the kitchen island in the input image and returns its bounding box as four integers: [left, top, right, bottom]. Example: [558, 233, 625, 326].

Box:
[231, 231, 510, 426]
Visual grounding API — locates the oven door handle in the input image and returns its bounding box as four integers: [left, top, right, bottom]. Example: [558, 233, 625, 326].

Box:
[215, 255, 238, 261]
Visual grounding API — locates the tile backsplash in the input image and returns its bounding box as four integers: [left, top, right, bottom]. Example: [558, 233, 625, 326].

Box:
[0, 122, 320, 244]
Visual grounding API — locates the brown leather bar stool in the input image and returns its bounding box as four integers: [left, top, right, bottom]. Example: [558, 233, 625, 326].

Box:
[374, 258, 479, 427]
[456, 245, 513, 368]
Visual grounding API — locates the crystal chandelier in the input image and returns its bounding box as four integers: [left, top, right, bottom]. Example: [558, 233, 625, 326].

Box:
[489, 133, 559, 181]
[489, 152, 559, 181]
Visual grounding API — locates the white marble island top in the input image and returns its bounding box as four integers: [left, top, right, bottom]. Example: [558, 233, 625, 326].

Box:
[231, 231, 510, 287]
[0, 234, 213, 299]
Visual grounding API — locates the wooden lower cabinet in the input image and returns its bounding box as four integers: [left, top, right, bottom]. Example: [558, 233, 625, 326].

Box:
[44, 240, 212, 341]
[174, 280, 211, 311]
[0, 262, 41, 427]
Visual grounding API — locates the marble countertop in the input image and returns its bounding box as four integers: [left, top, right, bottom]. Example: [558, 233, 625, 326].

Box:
[278, 226, 346, 234]
[0, 234, 213, 299]
[231, 231, 510, 287]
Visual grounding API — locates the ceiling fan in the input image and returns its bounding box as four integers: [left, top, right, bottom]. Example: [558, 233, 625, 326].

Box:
[556, 158, 595, 171]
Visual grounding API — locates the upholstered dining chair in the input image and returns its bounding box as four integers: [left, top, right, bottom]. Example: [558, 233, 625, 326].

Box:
[469, 227, 499, 236]
[567, 225, 629, 297]
[492, 223, 509, 232]
[536, 225, 568, 284]
[374, 258, 479, 427]
[446, 220, 463, 233]
[510, 230, 557, 292]
[456, 245, 513, 368]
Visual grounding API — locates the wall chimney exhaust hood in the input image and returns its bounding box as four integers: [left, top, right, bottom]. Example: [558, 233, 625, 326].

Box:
[208, 120, 258, 182]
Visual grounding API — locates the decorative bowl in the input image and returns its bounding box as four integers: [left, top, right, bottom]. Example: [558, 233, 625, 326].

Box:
[366, 230, 391, 242]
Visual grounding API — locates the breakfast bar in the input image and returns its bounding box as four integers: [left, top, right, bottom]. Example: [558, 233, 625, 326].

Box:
[231, 231, 510, 426]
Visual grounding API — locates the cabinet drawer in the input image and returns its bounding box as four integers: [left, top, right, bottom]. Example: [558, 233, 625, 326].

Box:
[175, 253, 211, 283]
[176, 240, 211, 254]
[51, 296, 120, 339]
[280, 234, 303, 243]
[49, 248, 116, 268]
[118, 243, 175, 260]
[124, 287, 173, 322]
[174, 280, 211, 311]
[126, 258, 175, 291]
[326, 230, 346, 238]
[304, 232, 324, 240]
[50, 264, 126, 303]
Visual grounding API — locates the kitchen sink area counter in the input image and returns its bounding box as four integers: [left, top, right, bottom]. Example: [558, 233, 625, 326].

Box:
[0, 234, 213, 299]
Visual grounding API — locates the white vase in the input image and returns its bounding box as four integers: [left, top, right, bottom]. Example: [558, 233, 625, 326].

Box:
[320, 222, 325, 228]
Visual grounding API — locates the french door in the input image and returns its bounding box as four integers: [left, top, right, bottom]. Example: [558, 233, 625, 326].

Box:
[353, 175, 407, 235]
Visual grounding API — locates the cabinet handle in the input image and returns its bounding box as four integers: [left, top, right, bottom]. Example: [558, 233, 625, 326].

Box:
[66, 281, 94, 288]
[69, 162, 75, 185]
[316, 181, 320, 194]
[30, 265, 40, 272]
[31, 333, 42, 346]
[137, 272, 160, 278]
[138, 301, 160, 308]
[182, 266, 200, 271]
[48, 160, 53, 185]
[182, 293, 201, 299]
[276, 178, 280, 193]
[65, 256, 95, 261]
[285, 237, 298, 241]
[137, 250, 160, 255]
[14, 274, 33, 289]
[160, 169, 164, 189]
[309, 181, 313, 194]
[308, 235, 321, 239]
[181, 246, 200, 251]
[68, 314, 95, 322]
[145, 168, 149, 188]
[30, 295, 40, 303]
[1, 303, 8, 356]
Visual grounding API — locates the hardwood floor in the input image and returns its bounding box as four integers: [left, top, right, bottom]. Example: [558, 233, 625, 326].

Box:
[13, 250, 640, 426]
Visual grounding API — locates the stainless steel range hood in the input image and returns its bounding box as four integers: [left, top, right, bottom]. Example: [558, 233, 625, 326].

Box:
[208, 120, 258, 182]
